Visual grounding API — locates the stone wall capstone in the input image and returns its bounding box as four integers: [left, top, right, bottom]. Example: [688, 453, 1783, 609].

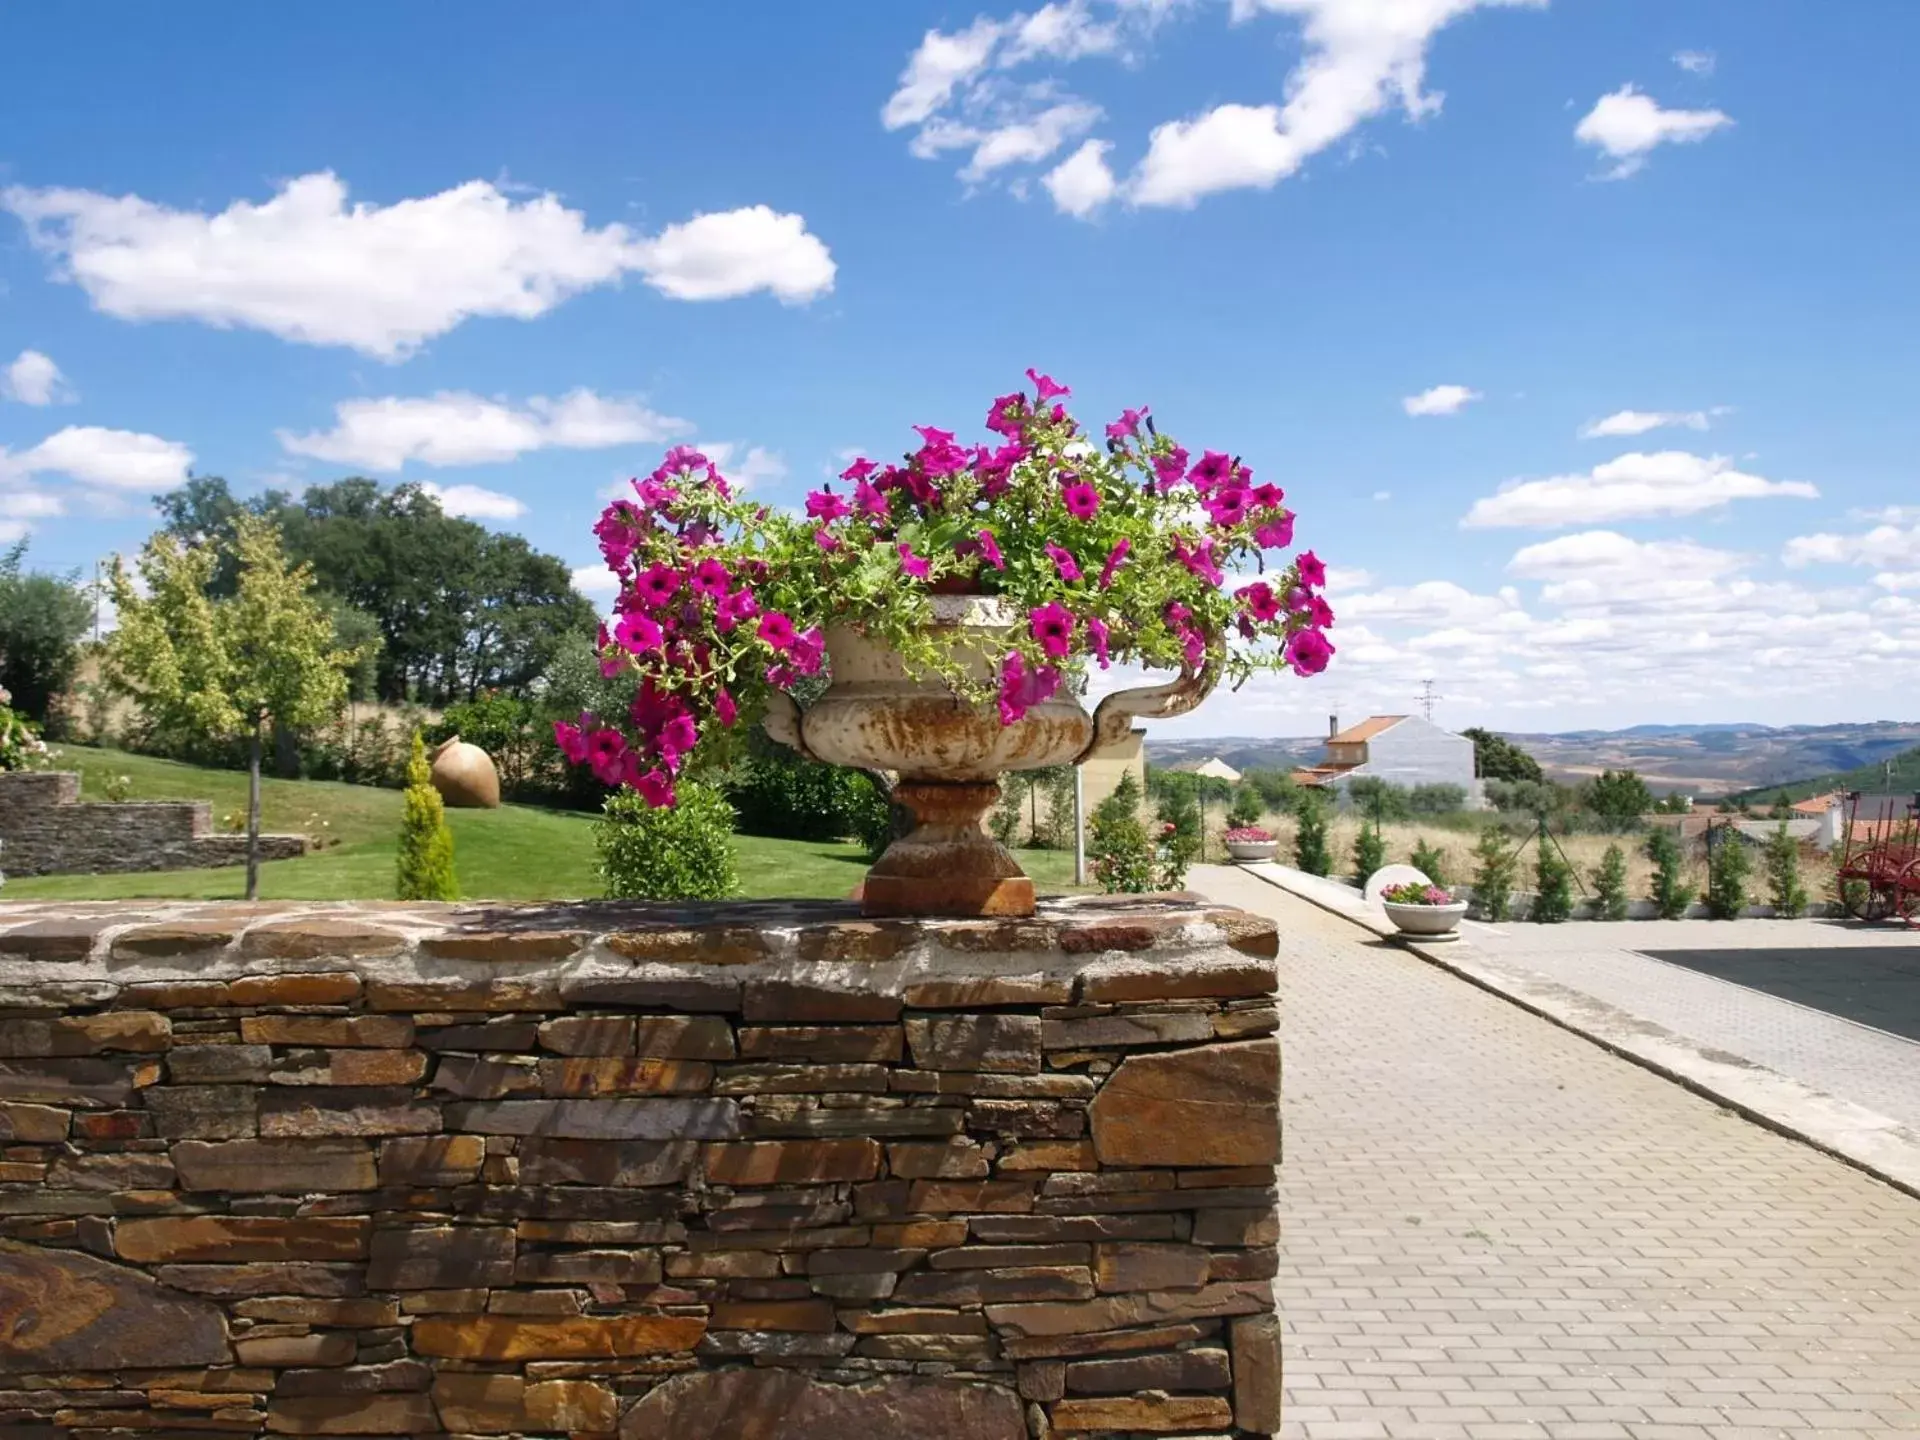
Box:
[0, 894, 1282, 1438]
[0, 770, 306, 875]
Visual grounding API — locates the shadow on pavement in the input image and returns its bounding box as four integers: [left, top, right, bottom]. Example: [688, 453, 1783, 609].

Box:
[1639, 944, 1920, 1042]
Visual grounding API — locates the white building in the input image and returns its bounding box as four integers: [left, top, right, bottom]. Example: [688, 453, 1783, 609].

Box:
[1294, 714, 1484, 807]
[1163, 756, 1243, 784]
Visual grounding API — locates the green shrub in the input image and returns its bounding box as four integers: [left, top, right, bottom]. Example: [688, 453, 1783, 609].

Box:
[1532, 842, 1574, 924]
[1155, 783, 1201, 881]
[1226, 785, 1263, 830]
[1353, 820, 1386, 885]
[1592, 843, 1630, 921]
[1347, 776, 1412, 822]
[1407, 783, 1468, 815]
[729, 748, 890, 846]
[1705, 826, 1751, 920]
[396, 732, 456, 900]
[1645, 828, 1694, 919]
[597, 781, 739, 900]
[1409, 837, 1449, 887]
[1293, 791, 1332, 876]
[1090, 772, 1155, 893]
[1471, 829, 1516, 921]
[1764, 821, 1808, 918]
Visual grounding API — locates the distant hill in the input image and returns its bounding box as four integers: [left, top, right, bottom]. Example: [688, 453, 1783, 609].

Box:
[1144, 721, 1920, 797]
[1728, 744, 1920, 805]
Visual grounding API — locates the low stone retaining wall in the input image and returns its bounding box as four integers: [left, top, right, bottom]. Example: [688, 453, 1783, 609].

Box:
[0, 895, 1282, 1438]
[0, 772, 306, 876]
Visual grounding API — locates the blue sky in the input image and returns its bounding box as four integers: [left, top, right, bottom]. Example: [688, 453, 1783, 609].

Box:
[2, 1, 1916, 737]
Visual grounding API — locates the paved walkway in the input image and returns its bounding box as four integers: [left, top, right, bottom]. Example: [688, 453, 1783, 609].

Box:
[1193, 864, 1920, 1440]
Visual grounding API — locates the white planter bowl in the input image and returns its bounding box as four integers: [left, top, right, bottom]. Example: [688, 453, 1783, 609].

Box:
[1225, 840, 1278, 864]
[1383, 900, 1468, 939]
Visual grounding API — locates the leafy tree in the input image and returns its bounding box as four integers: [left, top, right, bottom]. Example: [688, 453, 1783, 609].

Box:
[1592, 844, 1630, 921]
[1407, 783, 1468, 815]
[1089, 771, 1154, 893]
[1485, 777, 1570, 817]
[396, 731, 457, 900]
[1463, 726, 1543, 784]
[1586, 769, 1654, 829]
[1410, 836, 1449, 887]
[1241, 768, 1297, 815]
[107, 516, 364, 898]
[1705, 825, 1751, 920]
[1226, 784, 1264, 830]
[1764, 820, 1808, 918]
[0, 542, 93, 725]
[1353, 819, 1386, 885]
[1653, 792, 1693, 815]
[1645, 827, 1694, 919]
[1292, 790, 1332, 876]
[1347, 776, 1412, 822]
[597, 781, 738, 900]
[1532, 842, 1574, 923]
[1156, 782, 1202, 875]
[1471, 829, 1517, 921]
[1768, 791, 1795, 821]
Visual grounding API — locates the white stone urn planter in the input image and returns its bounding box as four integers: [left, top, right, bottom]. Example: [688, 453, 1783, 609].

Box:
[765, 594, 1214, 917]
[1225, 839, 1278, 863]
[1382, 899, 1469, 939]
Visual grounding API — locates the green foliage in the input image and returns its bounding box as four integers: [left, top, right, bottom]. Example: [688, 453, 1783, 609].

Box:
[993, 767, 1077, 850]
[1154, 782, 1201, 887]
[1470, 829, 1517, 921]
[1462, 726, 1543, 784]
[1585, 768, 1654, 828]
[0, 542, 93, 726]
[395, 732, 457, 900]
[1592, 843, 1630, 921]
[1532, 842, 1574, 924]
[1409, 836, 1449, 888]
[1347, 775, 1412, 822]
[1226, 784, 1264, 830]
[1485, 777, 1570, 817]
[1408, 783, 1468, 815]
[1764, 820, 1808, 918]
[596, 780, 739, 900]
[1653, 792, 1693, 814]
[1292, 790, 1332, 876]
[1352, 820, 1386, 884]
[1240, 768, 1298, 815]
[1645, 827, 1694, 919]
[0, 703, 50, 771]
[732, 743, 893, 849]
[1089, 771, 1155, 893]
[1705, 825, 1751, 919]
[1768, 791, 1795, 821]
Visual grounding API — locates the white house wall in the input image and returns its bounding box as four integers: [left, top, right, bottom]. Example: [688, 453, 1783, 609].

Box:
[1331, 717, 1485, 807]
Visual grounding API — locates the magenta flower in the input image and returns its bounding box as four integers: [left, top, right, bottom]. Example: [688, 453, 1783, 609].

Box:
[659, 444, 708, 473]
[1237, 582, 1282, 622]
[986, 392, 1025, 437]
[1152, 445, 1189, 493]
[658, 713, 699, 766]
[976, 529, 1005, 569]
[806, 488, 850, 523]
[1025, 368, 1070, 404]
[1297, 550, 1327, 588]
[1181, 627, 1206, 668]
[1086, 615, 1111, 668]
[635, 564, 681, 608]
[716, 587, 759, 633]
[1104, 406, 1149, 442]
[586, 727, 627, 786]
[1189, 450, 1232, 491]
[715, 689, 739, 728]
[1306, 594, 1335, 628]
[553, 720, 590, 764]
[1029, 601, 1075, 660]
[997, 648, 1064, 725]
[758, 611, 798, 653]
[1286, 628, 1334, 676]
[1172, 536, 1223, 586]
[690, 557, 731, 599]
[790, 626, 826, 677]
[840, 456, 877, 483]
[1203, 485, 1251, 527]
[1252, 482, 1284, 510]
[1061, 480, 1100, 520]
[634, 766, 677, 808]
[614, 612, 664, 656]
[1045, 542, 1082, 582]
[815, 529, 841, 552]
[853, 479, 889, 521]
[1097, 539, 1131, 589]
[898, 543, 932, 581]
[1254, 514, 1295, 551]
[913, 424, 956, 448]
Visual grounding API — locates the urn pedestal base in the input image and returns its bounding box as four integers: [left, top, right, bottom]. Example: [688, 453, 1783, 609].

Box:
[860, 780, 1036, 918]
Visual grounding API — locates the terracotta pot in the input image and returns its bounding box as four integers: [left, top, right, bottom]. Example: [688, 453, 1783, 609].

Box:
[430, 737, 501, 809]
[765, 595, 1216, 917]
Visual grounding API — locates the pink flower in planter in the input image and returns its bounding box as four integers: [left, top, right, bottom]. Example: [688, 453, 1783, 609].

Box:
[1061, 480, 1100, 520]
[1087, 614, 1111, 667]
[1098, 538, 1131, 588]
[715, 689, 739, 728]
[1189, 450, 1232, 491]
[716, 588, 759, 633]
[1254, 513, 1295, 550]
[689, 557, 731, 599]
[1237, 582, 1282, 622]
[840, 456, 877, 483]
[758, 611, 798, 653]
[986, 393, 1026, 437]
[1025, 368, 1070, 403]
[969, 529, 1005, 569]
[898, 543, 932, 580]
[1029, 601, 1075, 660]
[634, 766, 677, 808]
[1105, 406, 1149, 441]
[1286, 628, 1334, 676]
[1152, 445, 1189, 492]
[658, 713, 699, 768]
[1045, 542, 1082, 582]
[659, 444, 708, 474]
[1172, 536, 1222, 585]
[853, 478, 889, 521]
[1252, 482, 1285, 510]
[1203, 485, 1251, 527]
[615, 612, 664, 656]
[997, 649, 1064, 725]
[553, 720, 590, 764]
[1297, 549, 1327, 588]
[635, 564, 681, 608]
[790, 627, 826, 677]
[806, 488, 850, 523]
[815, 529, 841, 552]
[586, 727, 628, 785]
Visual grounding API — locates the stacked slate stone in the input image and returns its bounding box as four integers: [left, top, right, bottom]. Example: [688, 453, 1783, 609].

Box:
[0, 896, 1282, 1438]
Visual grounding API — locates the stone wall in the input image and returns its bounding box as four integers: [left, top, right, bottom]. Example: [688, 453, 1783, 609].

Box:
[0, 895, 1282, 1438]
[0, 771, 306, 876]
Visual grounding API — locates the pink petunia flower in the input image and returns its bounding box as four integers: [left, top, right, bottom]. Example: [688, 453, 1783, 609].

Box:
[1045, 542, 1082, 582]
[553, 720, 590, 764]
[806, 488, 850, 522]
[1029, 601, 1075, 660]
[1203, 485, 1252, 527]
[1086, 615, 1111, 668]
[1296, 550, 1327, 588]
[716, 587, 759, 633]
[635, 564, 681, 608]
[1253, 514, 1295, 551]
[1252, 482, 1285, 509]
[976, 529, 1005, 569]
[1237, 582, 1282, 622]
[996, 648, 1064, 726]
[790, 627, 826, 677]
[986, 392, 1025, 437]
[1188, 450, 1233, 491]
[1104, 406, 1149, 442]
[615, 612, 665, 656]
[690, 557, 731, 599]
[758, 611, 798, 652]
[898, 543, 932, 580]
[1025, 368, 1070, 404]
[1061, 481, 1100, 520]
[1152, 445, 1190, 493]
[586, 727, 628, 786]
[853, 479, 890, 521]
[815, 529, 841, 552]
[1172, 536, 1223, 586]
[1098, 538, 1131, 589]
[635, 766, 677, 808]
[840, 456, 877, 483]
[1286, 628, 1334, 676]
[715, 689, 739, 728]
[658, 713, 699, 767]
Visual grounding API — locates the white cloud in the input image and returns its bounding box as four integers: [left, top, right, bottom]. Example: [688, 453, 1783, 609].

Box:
[1402, 383, 1480, 417]
[0, 490, 65, 521]
[1672, 49, 1716, 76]
[278, 389, 687, 471]
[1371, 490, 1391, 501]
[570, 564, 620, 599]
[962, 102, 1104, 182]
[1005, 1, 1123, 64]
[3, 173, 835, 360]
[704, 443, 788, 490]
[1045, 139, 1119, 216]
[1129, 103, 1296, 207]
[2, 350, 72, 406]
[1578, 407, 1726, 439]
[884, 17, 1008, 129]
[0, 425, 193, 491]
[1574, 85, 1732, 179]
[421, 482, 526, 521]
[1463, 451, 1818, 529]
[1783, 519, 1920, 573]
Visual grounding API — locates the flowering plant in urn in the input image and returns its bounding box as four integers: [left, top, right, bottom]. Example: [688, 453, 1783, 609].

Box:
[560, 369, 1334, 915]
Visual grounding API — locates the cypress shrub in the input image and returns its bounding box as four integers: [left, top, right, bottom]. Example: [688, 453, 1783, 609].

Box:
[396, 732, 456, 901]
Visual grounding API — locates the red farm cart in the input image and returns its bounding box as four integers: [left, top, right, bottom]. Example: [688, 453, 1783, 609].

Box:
[1835, 791, 1920, 924]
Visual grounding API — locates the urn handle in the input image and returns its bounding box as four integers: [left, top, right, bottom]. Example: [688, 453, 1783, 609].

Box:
[762, 690, 821, 764]
[1076, 653, 1220, 764]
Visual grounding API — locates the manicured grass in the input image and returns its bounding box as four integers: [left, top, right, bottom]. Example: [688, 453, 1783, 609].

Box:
[4, 745, 1085, 902]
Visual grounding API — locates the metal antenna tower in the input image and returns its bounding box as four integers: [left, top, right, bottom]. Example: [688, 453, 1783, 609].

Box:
[1417, 678, 1441, 722]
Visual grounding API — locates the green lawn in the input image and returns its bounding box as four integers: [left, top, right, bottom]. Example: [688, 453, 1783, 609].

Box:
[4, 745, 1082, 903]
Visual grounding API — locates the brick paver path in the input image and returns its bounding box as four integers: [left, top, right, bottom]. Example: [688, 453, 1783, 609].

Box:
[1194, 865, 1920, 1440]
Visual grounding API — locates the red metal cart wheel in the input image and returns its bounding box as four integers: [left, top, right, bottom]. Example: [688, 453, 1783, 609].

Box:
[1842, 877, 1896, 922]
[1898, 860, 1920, 924]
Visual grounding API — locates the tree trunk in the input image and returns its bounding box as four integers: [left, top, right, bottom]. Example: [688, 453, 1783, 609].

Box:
[246, 719, 263, 901]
